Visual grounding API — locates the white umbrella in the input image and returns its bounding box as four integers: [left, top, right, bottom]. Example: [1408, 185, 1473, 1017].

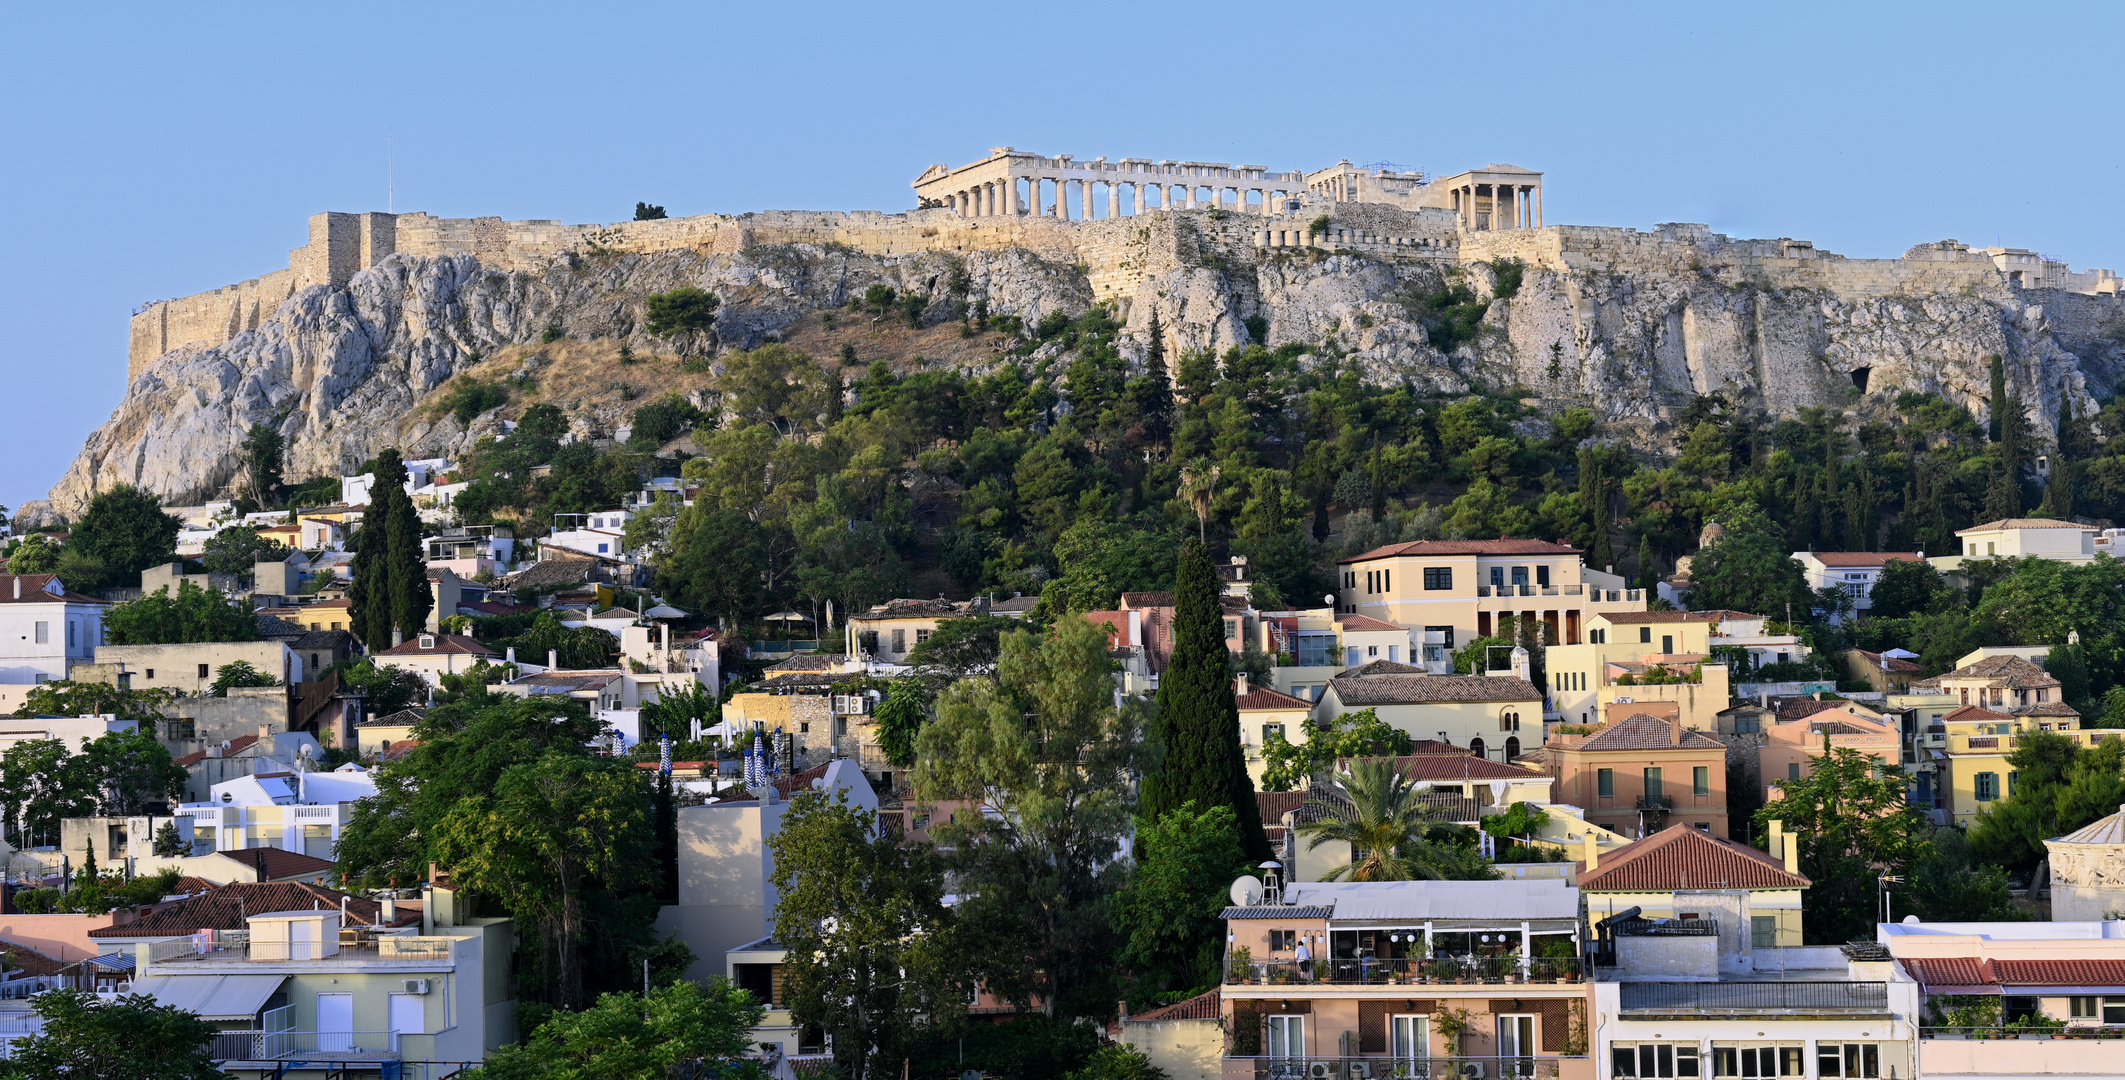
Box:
[642, 604, 689, 620]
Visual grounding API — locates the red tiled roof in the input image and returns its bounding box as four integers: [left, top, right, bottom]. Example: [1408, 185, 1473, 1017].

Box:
[1257, 791, 1309, 822]
[1566, 715, 1724, 752]
[1132, 989, 1221, 1022]
[1854, 650, 1924, 674]
[1335, 613, 1406, 632]
[1778, 698, 1847, 721]
[1577, 824, 1809, 891]
[1805, 552, 1924, 567]
[0, 573, 110, 605]
[89, 881, 412, 937]
[1120, 592, 1175, 609]
[1236, 686, 1313, 710]
[1340, 539, 1580, 563]
[1990, 959, 2125, 986]
[236, 848, 338, 880]
[174, 733, 264, 767]
[1958, 518, 2088, 533]
[375, 632, 495, 657]
[1600, 609, 1762, 625]
[1942, 704, 2017, 722]
[1903, 957, 1987, 987]
[1390, 753, 1547, 782]
[302, 598, 352, 610]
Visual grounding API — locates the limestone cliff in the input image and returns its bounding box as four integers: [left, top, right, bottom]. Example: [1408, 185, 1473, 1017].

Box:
[37, 211, 2125, 523]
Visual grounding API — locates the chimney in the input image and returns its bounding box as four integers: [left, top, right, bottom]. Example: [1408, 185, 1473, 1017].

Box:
[1236, 672, 1249, 697]
[1759, 690, 1768, 708]
[1583, 832, 1599, 873]
[10, 577, 16, 600]
[548, 649, 559, 670]
[255, 848, 269, 883]
[382, 892, 397, 922]
[1768, 819, 1785, 865]
[505, 647, 516, 665]
[1670, 713, 1682, 746]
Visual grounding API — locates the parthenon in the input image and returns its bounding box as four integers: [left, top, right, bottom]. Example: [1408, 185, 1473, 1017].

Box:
[911, 147, 1545, 229]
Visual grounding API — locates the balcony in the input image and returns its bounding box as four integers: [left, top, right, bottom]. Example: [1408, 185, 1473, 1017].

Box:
[149, 932, 453, 969]
[207, 1029, 400, 1065]
[1227, 957, 1584, 986]
[1921, 1028, 2125, 1077]
[1222, 1055, 1583, 1080]
[1619, 981, 1888, 1015]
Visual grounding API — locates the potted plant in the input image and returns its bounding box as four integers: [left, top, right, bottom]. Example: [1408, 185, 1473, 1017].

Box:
[1228, 946, 1252, 984]
[1536, 938, 1578, 983]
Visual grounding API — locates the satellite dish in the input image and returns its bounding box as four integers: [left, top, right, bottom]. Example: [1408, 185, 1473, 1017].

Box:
[1323, 594, 1336, 606]
[1230, 875, 1265, 906]
[220, 740, 233, 752]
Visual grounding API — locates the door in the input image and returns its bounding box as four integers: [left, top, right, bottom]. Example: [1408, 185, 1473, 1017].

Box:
[1390, 1014, 1428, 1077]
[1265, 1015, 1305, 1075]
[289, 918, 314, 961]
[1497, 1015, 1535, 1077]
[390, 993, 425, 1051]
[316, 992, 354, 1052]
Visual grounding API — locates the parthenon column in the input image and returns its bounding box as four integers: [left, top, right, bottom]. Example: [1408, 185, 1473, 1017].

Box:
[1108, 183, 1119, 219]
[1534, 186, 1542, 227]
[987, 183, 999, 217]
[1082, 180, 1093, 220]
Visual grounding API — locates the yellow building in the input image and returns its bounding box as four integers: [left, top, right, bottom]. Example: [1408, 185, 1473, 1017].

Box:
[1548, 610, 1802, 729]
[1234, 676, 1316, 785]
[1925, 705, 2117, 827]
[1576, 821, 1811, 950]
[844, 596, 1032, 663]
[1335, 537, 1640, 650]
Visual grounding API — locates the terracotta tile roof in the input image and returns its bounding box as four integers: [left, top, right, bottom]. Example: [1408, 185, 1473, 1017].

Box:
[374, 632, 495, 657]
[1340, 659, 1426, 676]
[1256, 790, 1309, 822]
[1958, 518, 2089, 533]
[1339, 539, 1580, 563]
[89, 881, 412, 937]
[301, 597, 352, 611]
[1236, 686, 1313, 710]
[1991, 959, 2125, 986]
[502, 557, 598, 591]
[989, 596, 1040, 614]
[1804, 552, 1924, 567]
[855, 598, 967, 619]
[257, 614, 307, 637]
[2024, 702, 2082, 717]
[174, 733, 264, 767]
[359, 707, 426, 729]
[292, 628, 356, 651]
[1566, 714, 1724, 752]
[0, 573, 110, 605]
[1120, 592, 1175, 608]
[1903, 956, 1987, 987]
[1777, 698, 1846, 721]
[1854, 650, 1924, 674]
[1334, 613, 1406, 632]
[236, 848, 338, 880]
[765, 654, 850, 672]
[1329, 670, 1542, 706]
[1391, 753, 1548, 782]
[1577, 824, 1809, 891]
[1131, 989, 1221, 1022]
[1599, 609, 1762, 625]
[0, 937, 65, 977]
[1941, 704, 2017, 722]
[1947, 654, 2059, 689]
[460, 600, 537, 617]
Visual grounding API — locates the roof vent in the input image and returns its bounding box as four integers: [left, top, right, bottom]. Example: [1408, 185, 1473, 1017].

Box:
[418, 635, 435, 649]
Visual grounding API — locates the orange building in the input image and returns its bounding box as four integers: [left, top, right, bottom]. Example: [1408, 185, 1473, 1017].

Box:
[1531, 713, 1730, 840]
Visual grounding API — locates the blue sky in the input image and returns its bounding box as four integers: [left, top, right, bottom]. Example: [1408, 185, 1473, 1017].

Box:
[2, 1, 2119, 512]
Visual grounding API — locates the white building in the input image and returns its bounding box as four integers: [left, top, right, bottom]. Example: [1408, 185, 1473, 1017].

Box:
[0, 712, 133, 753]
[172, 764, 378, 860]
[340, 458, 451, 507]
[0, 573, 110, 686]
[542, 510, 635, 560]
[1793, 552, 1925, 620]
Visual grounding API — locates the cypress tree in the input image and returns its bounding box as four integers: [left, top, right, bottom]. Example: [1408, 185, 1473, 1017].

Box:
[1578, 447, 1613, 571]
[1144, 539, 1271, 861]
[349, 449, 431, 650]
[387, 481, 433, 641]
[1134, 311, 1175, 448]
[1988, 356, 2008, 443]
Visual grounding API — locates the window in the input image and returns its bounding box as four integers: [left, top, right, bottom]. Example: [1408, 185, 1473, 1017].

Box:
[915, 629, 931, 645]
[1643, 767, 1664, 802]
[1500, 711, 1520, 732]
[145, 668, 155, 680]
[1382, 569, 1389, 591]
[1488, 565, 1504, 588]
[1694, 766, 1710, 796]
[1975, 772, 1998, 801]
[1817, 1043, 1880, 1078]
[33, 622, 47, 644]
[1712, 1044, 1804, 1076]
[197, 663, 210, 679]
[418, 635, 435, 649]
[1750, 916, 1778, 949]
[1511, 566, 1529, 587]
[1265, 1015, 1304, 1061]
[1735, 715, 1761, 734]
[66, 622, 74, 647]
[1591, 628, 1607, 644]
[1597, 768, 1615, 798]
[1640, 626, 1652, 643]
[1536, 565, 1551, 587]
[165, 718, 195, 740]
[1661, 635, 1674, 653]
[1367, 645, 1379, 657]
[1268, 929, 1297, 951]
[1468, 737, 1486, 759]
[331, 622, 343, 631]
[1788, 762, 1801, 781]
[1611, 1043, 1700, 1077]
[1423, 567, 1452, 590]
[892, 628, 906, 653]
[2067, 996, 2125, 1022]
[1225, 620, 1239, 640]
[1988, 542, 1996, 555]
[1262, 724, 1285, 745]
[1495, 1015, 1534, 1060]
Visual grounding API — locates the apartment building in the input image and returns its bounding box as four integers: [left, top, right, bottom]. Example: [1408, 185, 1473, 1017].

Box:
[1218, 877, 1590, 1080]
[0, 573, 109, 691]
[1882, 918, 2125, 1080]
[1793, 552, 1924, 620]
[1336, 539, 1641, 651]
[1920, 706, 2115, 827]
[1548, 611, 1800, 730]
[1532, 714, 1730, 839]
[1313, 661, 1545, 761]
[1577, 823, 1811, 955]
[1759, 707, 1900, 805]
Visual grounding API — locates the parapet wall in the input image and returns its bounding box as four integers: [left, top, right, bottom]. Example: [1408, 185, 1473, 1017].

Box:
[130, 202, 2035, 380]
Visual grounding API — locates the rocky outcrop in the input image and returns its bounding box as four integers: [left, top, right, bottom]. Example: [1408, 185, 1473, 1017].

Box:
[42, 220, 2125, 522]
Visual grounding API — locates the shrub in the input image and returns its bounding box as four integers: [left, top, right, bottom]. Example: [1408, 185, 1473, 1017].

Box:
[440, 377, 510, 424]
[646, 286, 720, 336]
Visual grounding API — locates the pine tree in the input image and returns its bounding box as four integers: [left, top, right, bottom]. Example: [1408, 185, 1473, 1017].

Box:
[1636, 534, 1658, 590]
[1132, 311, 1175, 448]
[1144, 540, 1270, 861]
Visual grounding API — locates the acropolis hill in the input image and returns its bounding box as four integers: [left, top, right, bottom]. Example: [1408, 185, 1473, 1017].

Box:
[44, 146, 2125, 520]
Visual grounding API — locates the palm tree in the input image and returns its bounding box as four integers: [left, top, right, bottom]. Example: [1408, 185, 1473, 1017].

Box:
[1178, 460, 1221, 541]
[1297, 758, 1466, 881]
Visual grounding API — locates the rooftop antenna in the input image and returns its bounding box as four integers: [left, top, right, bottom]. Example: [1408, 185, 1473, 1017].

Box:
[388, 133, 394, 214]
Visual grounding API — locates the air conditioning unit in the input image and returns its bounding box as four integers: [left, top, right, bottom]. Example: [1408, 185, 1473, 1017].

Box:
[1457, 1064, 1485, 1079]
[1308, 1064, 1336, 1080]
[402, 979, 430, 995]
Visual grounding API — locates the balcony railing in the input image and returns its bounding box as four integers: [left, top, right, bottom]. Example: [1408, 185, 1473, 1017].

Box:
[150, 933, 452, 965]
[1922, 1025, 2125, 1040]
[1223, 1055, 1579, 1079]
[1227, 957, 1583, 986]
[208, 1030, 400, 1062]
[1619, 981, 1887, 1012]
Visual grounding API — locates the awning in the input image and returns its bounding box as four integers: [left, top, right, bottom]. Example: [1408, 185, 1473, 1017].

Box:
[128, 974, 288, 1022]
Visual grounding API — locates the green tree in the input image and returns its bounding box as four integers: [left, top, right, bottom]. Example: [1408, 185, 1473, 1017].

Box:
[633, 201, 668, 221]
[347, 449, 431, 649]
[470, 979, 764, 1080]
[241, 422, 284, 509]
[1068, 1045, 1171, 1080]
[663, 506, 768, 630]
[1685, 503, 1813, 619]
[905, 613, 1018, 680]
[1755, 739, 1933, 944]
[0, 737, 90, 848]
[70, 727, 187, 816]
[1113, 801, 1250, 995]
[103, 582, 262, 645]
[201, 524, 289, 577]
[873, 677, 931, 768]
[208, 660, 280, 696]
[432, 751, 655, 1010]
[1141, 540, 1269, 860]
[13, 681, 180, 727]
[1296, 758, 1494, 882]
[65, 485, 181, 592]
[913, 616, 1144, 1019]
[1258, 707, 1415, 792]
[1867, 557, 1945, 620]
[770, 788, 960, 1080]
[638, 678, 718, 741]
[7, 534, 61, 575]
[152, 818, 186, 857]
[0, 988, 221, 1080]
[645, 286, 719, 340]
